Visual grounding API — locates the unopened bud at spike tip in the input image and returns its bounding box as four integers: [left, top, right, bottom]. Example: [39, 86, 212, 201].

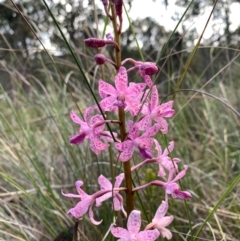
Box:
[84, 38, 106, 48]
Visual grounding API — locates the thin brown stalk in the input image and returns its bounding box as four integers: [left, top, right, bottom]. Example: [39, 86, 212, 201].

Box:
[110, 0, 134, 216]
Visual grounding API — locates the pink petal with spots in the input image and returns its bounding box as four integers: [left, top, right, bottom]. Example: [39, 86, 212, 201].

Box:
[137, 115, 152, 131]
[141, 103, 149, 115]
[126, 120, 134, 131]
[100, 96, 116, 111]
[93, 136, 108, 150]
[113, 196, 121, 211]
[126, 98, 141, 116]
[67, 197, 92, 219]
[70, 110, 84, 125]
[162, 141, 174, 156]
[142, 123, 160, 137]
[98, 80, 117, 97]
[154, 117, 168, 134]
[142, 74, 153, 87]
[98, 175, 112, 189]
[150, 85, 159, 110]
[127, 210, 141, 234]
[171, 165, 188, 182]
[118, 144, 134, 162]
[138, 229, 160, 241]
[128, 124, 139, 140]
[89, 139, 101, 155]
[91, 115, 105, 133]
[126, 82, 146, 95]
[111, 226, 129, 239]
[115, 140, 132, 151]
[161, 100, 174, 111]
[154, 140, 162, 156]
[137, 138, 153, 149]
[114, 173, 124, 188]
[83, 106, 94, 124]
[115, 66, 128, 91]
[153, 201, 168, 220]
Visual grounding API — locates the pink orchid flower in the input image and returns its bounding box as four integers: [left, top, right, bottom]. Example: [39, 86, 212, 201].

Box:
[99, 66, 146, 116]
[69, 107, 114, 155]
[111, 210, 160, 241]
[62, 180, 99, 225]
[96, 173, 127, 216]
[154, 140, 180, 179]
[138, 85, 175, 134]
[133, 165, 192, 200]
[131, 141, 180, 180]
[115, 120, 160, 161]
[162, 165, 192, 199]
[145, 201, 174, 240]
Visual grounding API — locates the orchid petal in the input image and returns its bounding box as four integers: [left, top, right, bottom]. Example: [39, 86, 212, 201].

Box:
[142, 123, 160, 137]
[159, 227, 173, 240]
[69, 133, 86, 144]
[137, 115, 152, 131]
[99, 79, 117, 97]
[89, 205, 102, 225]
[84, 106, 94, 124]
[70, 110, 84, 125]
[98, 175, 112, 190]
[111, 226, 129, 239]
[127, 210, 141, 234]
[67, 197, 92, 219]
[153, 201, 168, 220]
[114, 173, 125, 188]
[154, 117, 168, 134]
[100, 96, 116, 111]
[138, 229, 160, 241]
[126, 82, 146, 95]
[115, 66, 128, 91]
[150, 85, 159, 110]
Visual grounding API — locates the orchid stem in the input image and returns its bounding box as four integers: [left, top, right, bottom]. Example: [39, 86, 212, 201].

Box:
[109, 1, 134, 217]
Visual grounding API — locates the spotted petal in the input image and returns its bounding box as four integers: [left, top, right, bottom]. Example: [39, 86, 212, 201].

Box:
[99, 80, 117, 98]
[138, 229, 160, 241]
[115, 66, 128, 91]
[127, 210, 141, 234]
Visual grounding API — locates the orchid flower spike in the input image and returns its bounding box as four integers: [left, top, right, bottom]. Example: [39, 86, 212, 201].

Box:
[111, 210, 160, 241]
[145, 201, 174, 240]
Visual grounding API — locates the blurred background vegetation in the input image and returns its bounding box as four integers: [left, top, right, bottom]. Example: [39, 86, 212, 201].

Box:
[0, 0, 239, 240]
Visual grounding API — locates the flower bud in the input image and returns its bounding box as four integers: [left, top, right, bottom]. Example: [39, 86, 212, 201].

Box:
[140, 62, 158, 75]
[115, 0, 123, 16]
[94, 54, 106, 65]
[84, 38, 106, 48]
